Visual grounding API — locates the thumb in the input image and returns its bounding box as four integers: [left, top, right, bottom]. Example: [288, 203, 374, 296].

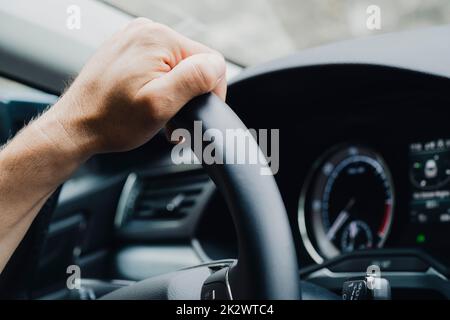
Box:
[142, 53, 227, 117]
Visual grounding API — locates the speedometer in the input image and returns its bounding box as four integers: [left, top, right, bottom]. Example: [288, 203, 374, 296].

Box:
[299, 145, 394, 263]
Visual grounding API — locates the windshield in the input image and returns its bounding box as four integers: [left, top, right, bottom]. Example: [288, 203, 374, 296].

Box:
[104, 0, 450, 66]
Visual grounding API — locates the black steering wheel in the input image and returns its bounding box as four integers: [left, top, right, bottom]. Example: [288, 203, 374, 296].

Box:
[103, 93, 302, 299]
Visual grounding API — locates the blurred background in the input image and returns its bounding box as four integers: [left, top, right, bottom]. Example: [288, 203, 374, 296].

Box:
[104, 0, 450, 66]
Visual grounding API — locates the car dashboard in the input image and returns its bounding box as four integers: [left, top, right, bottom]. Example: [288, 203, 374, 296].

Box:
[224, 62, 450, 298]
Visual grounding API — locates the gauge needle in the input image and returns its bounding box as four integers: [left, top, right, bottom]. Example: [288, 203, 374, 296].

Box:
[347, 221, 360, 251]
[326, 198, 355, 240]
[349, 221, 359, 239]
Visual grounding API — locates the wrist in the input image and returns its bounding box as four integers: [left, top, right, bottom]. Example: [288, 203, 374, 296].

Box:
[31, 101, 94, 165]
[42, 88, 99, 161]
[0, 109, 87, 195]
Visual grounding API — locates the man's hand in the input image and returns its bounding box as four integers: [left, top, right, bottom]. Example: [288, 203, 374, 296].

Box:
[51, 17, 226, 157]
[0, 18, 226, 272]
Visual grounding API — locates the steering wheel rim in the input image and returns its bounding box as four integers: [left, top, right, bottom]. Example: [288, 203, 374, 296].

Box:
[171, 93, 300, 299]
[102, 93, 301, 300]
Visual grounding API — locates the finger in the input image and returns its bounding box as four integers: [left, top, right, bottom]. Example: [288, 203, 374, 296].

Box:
[136, 22, 215, 63]
[213, 75, 227, 101]
[165, 31, 227, 100]
[140, 53, 226, 118]
[162, 67, 226, 145]
[131, 20, 228, 100]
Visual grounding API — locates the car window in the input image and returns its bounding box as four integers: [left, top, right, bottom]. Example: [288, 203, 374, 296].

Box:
[103, 0, 450, 66]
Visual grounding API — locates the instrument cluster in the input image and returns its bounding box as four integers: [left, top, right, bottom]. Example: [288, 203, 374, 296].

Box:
[299, 139, 450, 264]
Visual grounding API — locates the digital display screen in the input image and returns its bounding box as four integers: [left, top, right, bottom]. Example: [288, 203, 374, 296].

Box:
[409, 139, 450, 224]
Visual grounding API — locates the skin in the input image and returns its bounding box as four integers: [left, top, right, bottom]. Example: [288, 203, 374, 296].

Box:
[0, 18, 227, 273]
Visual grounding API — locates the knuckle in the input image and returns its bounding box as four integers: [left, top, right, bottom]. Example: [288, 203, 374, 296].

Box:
[127, 21, 172, 48]
[130, 17, 152, 27]
[126, 18, 154, 37]
[147, 22, 170, 34]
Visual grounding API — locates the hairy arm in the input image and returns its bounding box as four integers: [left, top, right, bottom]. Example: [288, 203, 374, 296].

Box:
[0, 18, 226, 273]
[0, 107, 86, 271]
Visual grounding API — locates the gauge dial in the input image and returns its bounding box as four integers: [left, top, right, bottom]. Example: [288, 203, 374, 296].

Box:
[340, 220, 373, 253]
[410, 149, 450, 190]
[299, 145, 394, 262]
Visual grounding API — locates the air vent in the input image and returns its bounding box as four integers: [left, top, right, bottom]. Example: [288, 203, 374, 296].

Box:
[115, 168, 214, 228]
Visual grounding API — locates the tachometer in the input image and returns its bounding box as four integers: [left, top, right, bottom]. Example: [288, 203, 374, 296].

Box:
[299, 145, 394, 263]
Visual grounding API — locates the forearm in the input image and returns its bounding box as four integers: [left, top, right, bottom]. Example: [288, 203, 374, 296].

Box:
[0, 98, 90, 272]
